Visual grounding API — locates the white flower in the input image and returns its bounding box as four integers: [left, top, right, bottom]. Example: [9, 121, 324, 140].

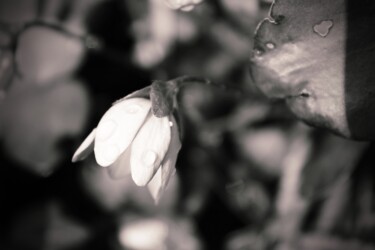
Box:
[72, 97, 181, 202]
[163, 0, 204, 11]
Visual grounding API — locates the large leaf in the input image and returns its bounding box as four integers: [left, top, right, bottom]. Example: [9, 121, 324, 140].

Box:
[0, 79, 89, 175]
[16, 26, 84, 84]
[249, 0, 375, 140]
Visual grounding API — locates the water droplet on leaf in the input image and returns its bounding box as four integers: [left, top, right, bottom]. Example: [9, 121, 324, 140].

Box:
[253, 48, 264, 56]
[266, 42, 275, 49]
[313, 20, 334, 37]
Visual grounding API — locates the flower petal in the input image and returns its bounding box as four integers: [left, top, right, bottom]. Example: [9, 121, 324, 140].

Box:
[72, 129, 96, 162]
[107, 147, 132, 179]
[112, 86, 151, 106]
[130, 113, 171, 186]
[147, 115, 181, 202]
[147, 167, 163, 203]
[94, 98, 151, 167]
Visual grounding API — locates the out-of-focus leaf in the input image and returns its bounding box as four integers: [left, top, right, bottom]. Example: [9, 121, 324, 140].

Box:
[180, 83, 238, 124]
[10, 201, 90, 250]
[0, 0, 37, 23]
[131, 0, 181, 68]
[221, 0, 259, 32]
[225, 230, 266, 250]
[16, 26, 84, 84]
[234, 126, 292, 176]
[225, 180, 270, 223]
[298, 233, 375, 250]
[0, 79, 89, 175]
[301, 134, 368, 199]
[0, 49, 14, 92]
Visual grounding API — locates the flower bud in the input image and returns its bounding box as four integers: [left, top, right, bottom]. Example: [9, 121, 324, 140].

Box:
[72, 82, 185, 202]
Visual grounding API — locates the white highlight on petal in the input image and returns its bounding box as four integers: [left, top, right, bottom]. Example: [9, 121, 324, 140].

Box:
[96, 120, 116, 140]
[94, 98, 151, 167]
[103, 145, 120, 163]
[130, 113, 171, 186]
[125, 104, 141, 114]
[72, 129, 96, 162]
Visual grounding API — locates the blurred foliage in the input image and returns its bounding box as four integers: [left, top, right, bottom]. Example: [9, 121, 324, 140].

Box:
[0, 0, 374, 250]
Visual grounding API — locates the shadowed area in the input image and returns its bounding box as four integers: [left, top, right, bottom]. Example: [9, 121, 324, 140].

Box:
[344, 0, 375, 139]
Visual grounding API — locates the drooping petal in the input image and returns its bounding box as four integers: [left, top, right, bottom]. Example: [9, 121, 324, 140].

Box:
[147, 167, 163, 203]
[130, 113, 171, 186]
[72, 129, 96, 162]
[160, 116, 181, 186]
[147, 115, 181, 202]
[107, 147, 132, 179]
[94, 98, 151, 167]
